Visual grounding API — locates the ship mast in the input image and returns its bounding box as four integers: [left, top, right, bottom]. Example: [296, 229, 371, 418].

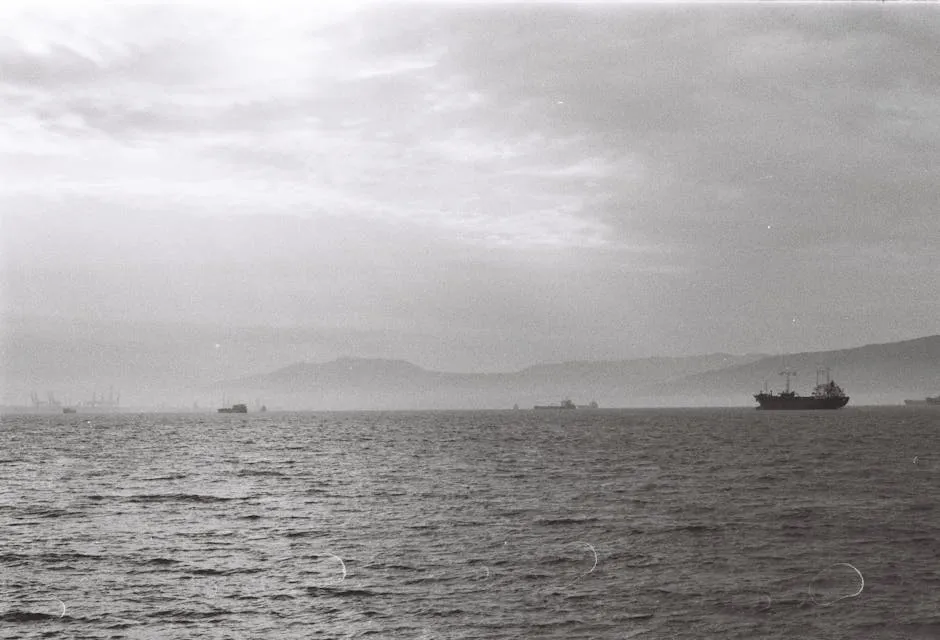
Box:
[779, 369, 796, 393]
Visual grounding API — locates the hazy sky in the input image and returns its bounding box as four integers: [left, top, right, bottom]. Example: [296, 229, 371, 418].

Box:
[2, 1, 939, 374]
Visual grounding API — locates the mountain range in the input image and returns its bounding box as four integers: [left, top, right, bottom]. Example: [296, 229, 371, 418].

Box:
[214, 335, 939, 410]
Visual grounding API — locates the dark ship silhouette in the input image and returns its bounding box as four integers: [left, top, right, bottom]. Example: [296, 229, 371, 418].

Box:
[218, 403, 248, 414]
[534, 399, 577, 410]
[533, 399, 599, 410]
[754, 368, 849, 410]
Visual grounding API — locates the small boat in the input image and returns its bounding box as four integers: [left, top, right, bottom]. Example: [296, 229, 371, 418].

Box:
[63, 407, 77, 414]
[218, 404, 248, 414]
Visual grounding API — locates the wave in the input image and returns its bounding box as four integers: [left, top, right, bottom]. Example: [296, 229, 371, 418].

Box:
[150, 607, 235, 620]
[0, 610, 65, 622]
[11, 507, 78, 519]
[236, 469, 287, 477]
[305, 586, 380, 597]
[283, 530, 327, 538]
[534, 516, 601, 526]
[1, 551, 104, 564]
[127, 494, 238, 504]
[188, 567, 265, 576]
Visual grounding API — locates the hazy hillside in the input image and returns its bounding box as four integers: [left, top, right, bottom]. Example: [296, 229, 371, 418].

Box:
[215, 353, 766, 410]
[5, 312, 936, 410]
[647, 335, 940, 406]
[216, 337, 939, 409]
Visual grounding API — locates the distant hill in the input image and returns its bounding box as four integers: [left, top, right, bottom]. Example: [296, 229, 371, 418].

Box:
[7, 311, 935, 410]
[643, 335, 940, 406]
[215, 353, 766, 410]
[215, 336, 939, 409]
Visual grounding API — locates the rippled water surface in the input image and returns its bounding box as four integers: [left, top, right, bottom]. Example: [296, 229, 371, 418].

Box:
[2, 407, 939, 639]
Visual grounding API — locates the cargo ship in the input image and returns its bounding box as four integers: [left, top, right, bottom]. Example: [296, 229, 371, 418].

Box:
[904, 395, 940, 406]
[534, 399, 577, 410]
[533, 399, 598, 410]
[754, 369, 849, 410]
[218, 403, 248, 414]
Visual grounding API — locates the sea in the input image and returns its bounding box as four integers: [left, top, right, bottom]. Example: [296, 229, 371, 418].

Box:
[1, 407, 938, 639]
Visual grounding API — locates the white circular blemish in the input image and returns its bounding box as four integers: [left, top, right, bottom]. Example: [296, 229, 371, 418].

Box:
[326, 554, 347, 581]
[563, 541, 599, 588]
[808, 562, 864, 606]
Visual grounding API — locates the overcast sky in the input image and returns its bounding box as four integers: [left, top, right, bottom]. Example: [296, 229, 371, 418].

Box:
[2, 1, 938, 374]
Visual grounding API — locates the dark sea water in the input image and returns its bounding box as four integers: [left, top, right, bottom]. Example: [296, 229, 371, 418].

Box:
[1, 407, 939, 639]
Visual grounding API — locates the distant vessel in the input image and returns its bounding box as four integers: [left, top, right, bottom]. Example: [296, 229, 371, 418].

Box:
[218, 404, 248, 414]
[534, 399, 577, 410]
[754, 368, 849, 410]
[532, 399, 598, 410]
[63, 407, 77, 414]
[905, 395, 940, 406]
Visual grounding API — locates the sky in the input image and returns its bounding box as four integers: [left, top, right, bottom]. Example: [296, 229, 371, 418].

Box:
[2, 0, 939, 382]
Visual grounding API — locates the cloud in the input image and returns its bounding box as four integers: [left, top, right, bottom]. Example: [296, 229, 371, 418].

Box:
[419, 4, 940, 257]
[1, 2, 619, 251]
[2, 3, 938, 369]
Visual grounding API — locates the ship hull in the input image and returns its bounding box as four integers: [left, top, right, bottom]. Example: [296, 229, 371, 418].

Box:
[754, 394, 849, 410]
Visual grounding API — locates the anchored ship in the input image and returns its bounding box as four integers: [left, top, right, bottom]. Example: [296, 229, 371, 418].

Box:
[218, 403, 248, 414]
[532, 399, 598, 410]
[534, 399, 577, 410]
[905, 395, 940, 406]
[754, 368, 849, 410]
